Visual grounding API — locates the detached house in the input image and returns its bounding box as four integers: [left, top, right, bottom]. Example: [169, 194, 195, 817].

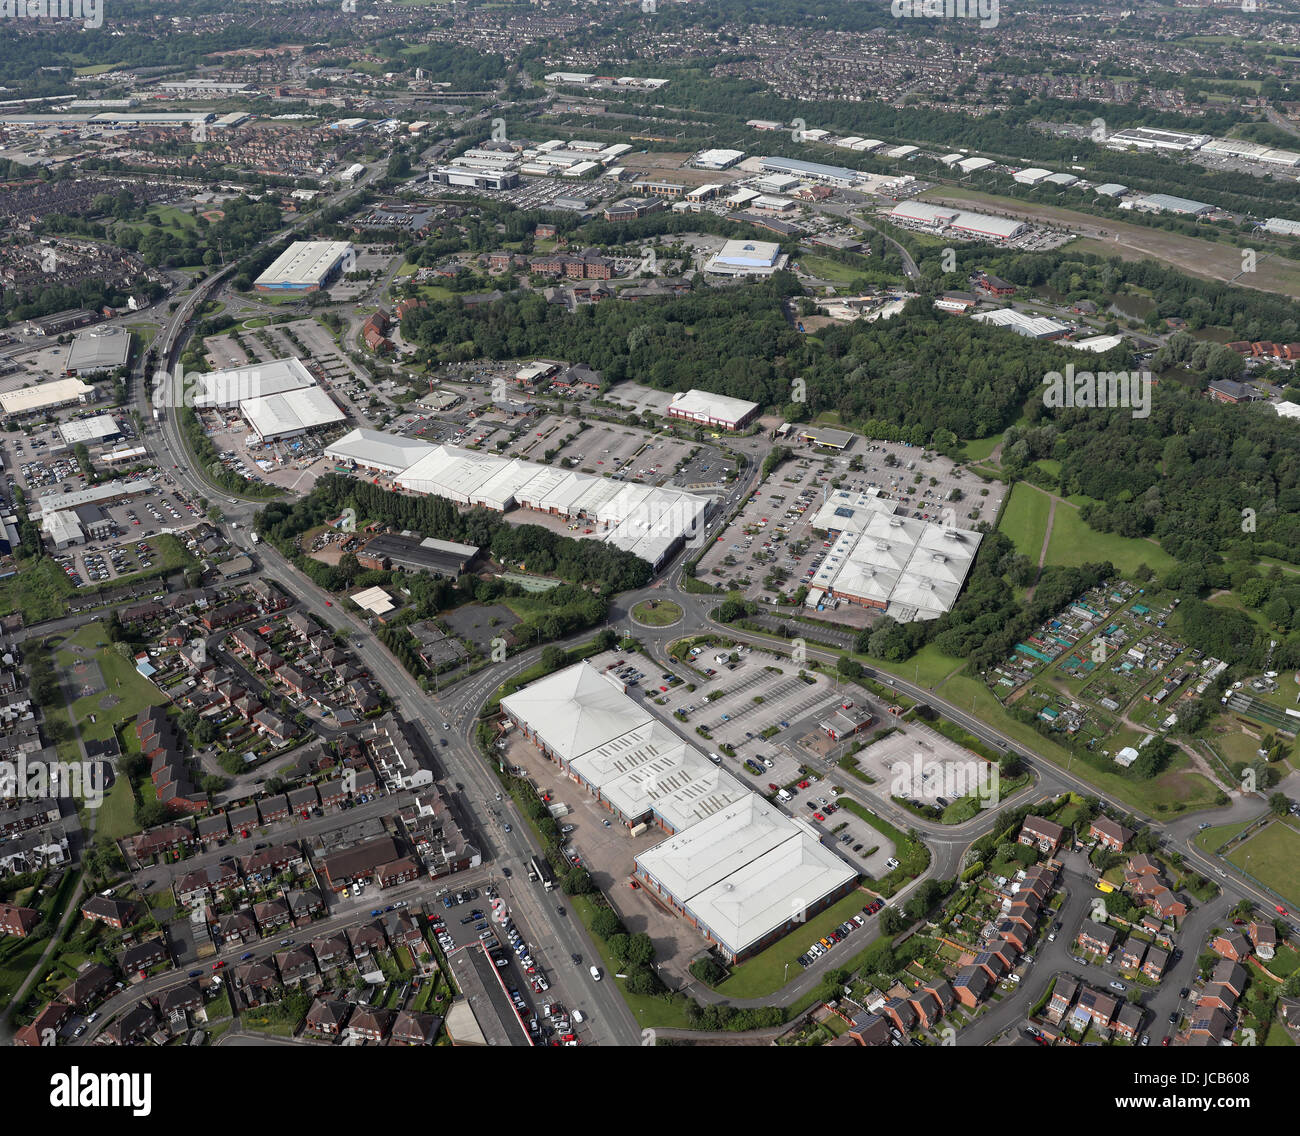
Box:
[1248, 921, 1277, 960]
[1211, 930, 1251, 963]
[1089, 818, 1134, 852]
[80, 895, 137, 930]
[1018, 816, 1065, 855]
[306, 997, 353, 1036]
[1077, 920, 1117, 959]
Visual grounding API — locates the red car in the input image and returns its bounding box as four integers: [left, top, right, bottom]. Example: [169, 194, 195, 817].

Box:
[798, 780, 810, 790]
[1277, 906, 1289, 916]
[561, 1033, 576, 1042]
[325, 600, 333, 606]
[213, 960, 225, 970]
[1162, 1036, 1171, 1047]
[813, 812, 825, 822]
[768, 783, 779, 792]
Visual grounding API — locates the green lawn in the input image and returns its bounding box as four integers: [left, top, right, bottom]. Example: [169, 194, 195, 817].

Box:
[999, 482, 1052, 560]
[95, 775, 139, 841]
[0, 558, 77, 622]
[53, 621, 168, 746]
[631, 600, 683, 627]
[1044, 503, 1177, 575]
[960, 435, 1002, 462]
[1226, 820, 1300, 907]
[713, 888, 871, 998]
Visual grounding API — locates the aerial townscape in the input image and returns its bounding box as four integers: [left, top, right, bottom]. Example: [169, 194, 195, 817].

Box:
[0, 0, 1299, 1097]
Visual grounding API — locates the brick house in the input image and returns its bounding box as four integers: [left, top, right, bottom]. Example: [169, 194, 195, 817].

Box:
[848, 1011, 891, 1046]
[1077, 920, 1117, 959]
[14, 1001, 70, 1046]
[392, 1009, 441, 1045]
[1089, 818, 1134, 852]
[1119, 941, 1147, 972]
[80, 895, 137, 930]
[306, 997, 353, 1036]
[0, 902, 40, 937]
[1142, 946, 1168, 982]
[1211, 960, 1249, 998]
[881, 996, 917, 1034]
[1248, 921, 1277, 960]
[348, 1007, 394, 1042]
[953, 965, 992, 1008]
[120, 939, 169, 976]
[1018, 816, 1065, 855]
[1211, 930, 1251, 963]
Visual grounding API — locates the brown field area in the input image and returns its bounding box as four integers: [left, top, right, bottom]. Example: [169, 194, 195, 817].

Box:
[920, 185, 1300, 299]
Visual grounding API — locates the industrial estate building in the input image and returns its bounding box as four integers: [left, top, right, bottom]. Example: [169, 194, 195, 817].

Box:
[59, 414, 121, 447]
[0, 378, 96, 418]
[1106, 127, 1211, 153]
[253, 241, 354, 292]
[704, 238, 790, 277]
[804, 489, 983, 621]
[500, 662, 858, 961]
[888, 201, 1026, 241]
[194, 357, 344, 441]
[64, 326, 132, 376]
[971, 308, 1069, 339]
[664, 389, 760, 431]
[1122, 193, 1214, 217]
[325, 428, 712, 570]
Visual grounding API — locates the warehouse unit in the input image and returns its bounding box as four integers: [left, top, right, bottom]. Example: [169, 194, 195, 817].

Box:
[665, 388, 760, 430]
[1123, 193, 1214, 216]
[1261, 218, 1300, 237]
[1013, 168, 1052, 185]
[325, 427, 437, 474]
[692, 148, 745, 170]
[253, 241, 353, 292]
[957, 156, 996, 173]
[972, 308, 1069, 338]
[193, 356, 317, 408]
[889, 201, 1025, 240]
[1201, 138, 1300, 166]
[240, 386, 345, 441]
[758, 156, 863, 187]
[1094, 183, 1128, 197]
[1106, 127, 1210, 152]
[59, 414, 121, 446]
[356, 532, 479, 576]
[64, 326, 131, 376]
[634, 795, 858, 963]
[0, 378, 95, 418]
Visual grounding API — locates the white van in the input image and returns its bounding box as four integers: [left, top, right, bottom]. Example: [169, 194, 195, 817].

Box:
[708, 752, 722, 765]
[571, 1009, 585, 1024]
[776, 788, 792, 803]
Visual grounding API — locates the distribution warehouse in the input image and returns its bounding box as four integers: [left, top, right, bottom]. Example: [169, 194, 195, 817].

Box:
[192, 356, 344, 441]
[254, 241, 354, 292]
[805, 489, 984, 621]
[664, 389, 760, 430]
[325, 427, 712, 569]
[889, 200, 1026, 240]
[500, 662, 857, 961]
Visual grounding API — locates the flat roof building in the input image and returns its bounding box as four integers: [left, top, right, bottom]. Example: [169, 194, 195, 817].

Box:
[59, 414, 120, 446]
[194, 357, 317, 408]
[325, 427, 437, 475]
[0, 378, 95, 417]
[65, 326, 131, 375]
[972, 308, 1069, 339]
[666, 389, 760, 431]
[758, 156, 863, 187]
[635, 795, 858, 962]
[254, 241, 353, 292]
[1124, 193, 1214, 216]
[241, 386, 345, 441]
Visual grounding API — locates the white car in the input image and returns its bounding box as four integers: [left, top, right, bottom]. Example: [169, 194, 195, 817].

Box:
[590, 966, 602, 981]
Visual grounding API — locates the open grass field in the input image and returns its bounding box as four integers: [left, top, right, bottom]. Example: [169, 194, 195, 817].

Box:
[713, 888, 872, 999]
[999, 482, 1052, 561]
[921, 185, 1300, 300]
[1044, 502, 1177, 575]
[0, 558, 76, 623]
[95, 774, 139, 841]
[960, 434, 1001, 462]
[1226, 820, 1300, 907]
[52, 621, 168, 747]
[796, 254, 867, 286]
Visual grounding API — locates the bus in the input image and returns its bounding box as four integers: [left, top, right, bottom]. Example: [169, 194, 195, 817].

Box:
[530, 856, 554, 891]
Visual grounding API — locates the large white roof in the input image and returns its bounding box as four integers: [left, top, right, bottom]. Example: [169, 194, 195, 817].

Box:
[242, 386, 344, 439]
[195, 357, 316, 408]
[501, 663, 651, 765]
[667, 388, 759, 426]
[0, 378, 94, 415]
[254, 241, 353, 288]
[635, 796, 856, 956]
[325, 427, 437, 473]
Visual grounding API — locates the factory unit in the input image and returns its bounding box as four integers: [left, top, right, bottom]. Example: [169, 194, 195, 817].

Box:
[192, 357, 318, 409]
[1106, 127, 1210, 152]
[59, 414, 121, 447]
[1200, 139, 1300, 166]
[1122, 193, 1214, 216]
[64, 326, 131, 376]
[356, 532, 480, 577]
[665, 389, 760, 430]
[758, 156, 864, 188]
[889, 201, 1026, 240]
[691, 148, 745, 170]
[0, 378, 95, 418]
[634, 795, 858, 963]
[500, 662, 857, 962]
[253, 241, 354, 292]
[1261, 218, 1300, 237]
[703, 238, 788, 277]
[325, 428, 713, 571]
[240, 387, 345, 442]
[806, 489, 984, 620]
[971, 308, 1069, 339]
